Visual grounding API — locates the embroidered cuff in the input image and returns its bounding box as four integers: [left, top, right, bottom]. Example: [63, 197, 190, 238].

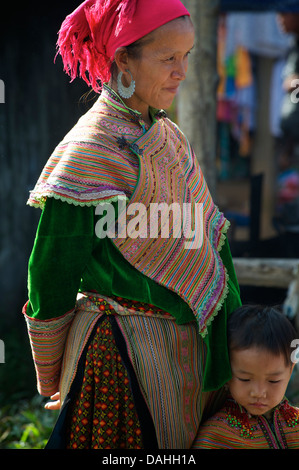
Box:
[23, 303, 75, 396]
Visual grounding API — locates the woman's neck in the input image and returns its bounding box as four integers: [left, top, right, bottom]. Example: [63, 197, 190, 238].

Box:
[108, 81, 152, 127]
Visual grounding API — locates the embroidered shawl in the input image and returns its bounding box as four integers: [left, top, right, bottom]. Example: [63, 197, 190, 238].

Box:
[28, 85, 230, 338]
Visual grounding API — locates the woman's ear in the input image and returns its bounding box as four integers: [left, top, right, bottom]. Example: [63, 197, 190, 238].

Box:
[114, 47, 130, 74]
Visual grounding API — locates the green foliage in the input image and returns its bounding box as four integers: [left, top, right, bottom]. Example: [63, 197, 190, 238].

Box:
[0, 324, 58, 449]
[0, 324, 36, 406]
[0, 394, 58, 449]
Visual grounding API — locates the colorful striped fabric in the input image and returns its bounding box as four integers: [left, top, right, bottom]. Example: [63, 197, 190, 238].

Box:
[28, 84, 229, 337]
[23, 302, 75, 396]
[27, 87, 145, 208]
[116, 312, 207, 448]
[193, 397, 299, 449]
[59, 292, 211, 449]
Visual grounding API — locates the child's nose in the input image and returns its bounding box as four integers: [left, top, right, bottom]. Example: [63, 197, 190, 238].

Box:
[250, 383, 267, 398]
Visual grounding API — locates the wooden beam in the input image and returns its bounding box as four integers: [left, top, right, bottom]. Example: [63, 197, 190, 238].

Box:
[233, 258, 299, 288]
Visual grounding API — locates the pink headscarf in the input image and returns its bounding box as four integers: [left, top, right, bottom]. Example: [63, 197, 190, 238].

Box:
[56, 0, 190, 92]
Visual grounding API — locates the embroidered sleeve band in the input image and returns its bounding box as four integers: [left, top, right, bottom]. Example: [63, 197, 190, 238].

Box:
[23, 304, 76, 396]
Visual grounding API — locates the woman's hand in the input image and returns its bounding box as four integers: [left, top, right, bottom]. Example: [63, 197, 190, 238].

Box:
[44, 392, 61, 410]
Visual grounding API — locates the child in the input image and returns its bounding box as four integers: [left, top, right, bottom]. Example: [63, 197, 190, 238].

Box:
[194, 305, 299, 449]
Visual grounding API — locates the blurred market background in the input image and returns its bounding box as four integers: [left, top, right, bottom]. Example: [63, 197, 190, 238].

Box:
[1, 0, 299, 448]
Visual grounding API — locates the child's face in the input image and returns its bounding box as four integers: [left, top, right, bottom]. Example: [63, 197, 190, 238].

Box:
[228, 347, 294, 417]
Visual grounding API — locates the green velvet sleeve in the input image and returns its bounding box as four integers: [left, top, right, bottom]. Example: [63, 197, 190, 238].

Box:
[26, 198, 94, 319]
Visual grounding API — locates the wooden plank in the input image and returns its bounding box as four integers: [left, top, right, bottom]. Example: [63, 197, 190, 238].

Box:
[232, 258, 299, 288]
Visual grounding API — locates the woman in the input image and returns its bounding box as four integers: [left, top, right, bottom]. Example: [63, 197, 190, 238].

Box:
[23, 0, 241, 449]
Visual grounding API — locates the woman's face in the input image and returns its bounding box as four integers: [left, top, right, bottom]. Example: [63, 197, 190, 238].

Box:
[121, 17, 195, 123]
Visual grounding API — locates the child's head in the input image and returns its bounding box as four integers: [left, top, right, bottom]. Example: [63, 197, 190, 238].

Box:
[227, 304, 297, 417]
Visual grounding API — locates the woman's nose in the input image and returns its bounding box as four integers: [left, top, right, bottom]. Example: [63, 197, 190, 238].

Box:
[172, 61, 187, 81]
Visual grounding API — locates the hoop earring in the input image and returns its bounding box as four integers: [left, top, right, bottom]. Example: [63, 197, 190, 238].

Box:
[117, 70, 135, 99]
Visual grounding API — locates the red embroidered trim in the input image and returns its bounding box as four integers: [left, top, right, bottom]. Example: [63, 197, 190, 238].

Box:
[225, 399, 257, 439]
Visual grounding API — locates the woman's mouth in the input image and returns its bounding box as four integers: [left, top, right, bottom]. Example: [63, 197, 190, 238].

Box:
[165, 87, 179, 94]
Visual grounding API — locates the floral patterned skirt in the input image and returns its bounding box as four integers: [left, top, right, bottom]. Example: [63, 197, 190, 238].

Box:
[65, 317, 143, 449]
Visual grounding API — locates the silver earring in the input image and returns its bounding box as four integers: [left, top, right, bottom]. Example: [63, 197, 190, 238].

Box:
[117, 70, 135, 99]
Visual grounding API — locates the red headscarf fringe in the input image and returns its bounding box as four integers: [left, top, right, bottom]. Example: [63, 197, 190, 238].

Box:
[55, 0, 137, 92]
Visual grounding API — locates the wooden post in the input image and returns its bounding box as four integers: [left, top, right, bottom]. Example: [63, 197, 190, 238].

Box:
[250, 56, 277, 240]
[178, 0, 220, 200]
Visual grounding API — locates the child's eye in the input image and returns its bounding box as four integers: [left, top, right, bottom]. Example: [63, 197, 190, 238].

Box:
[269, 380, 281, 384]
[237, 378, 250, 382]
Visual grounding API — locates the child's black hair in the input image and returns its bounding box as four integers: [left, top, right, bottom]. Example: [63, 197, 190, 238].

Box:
[227, 304, 298, 366]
